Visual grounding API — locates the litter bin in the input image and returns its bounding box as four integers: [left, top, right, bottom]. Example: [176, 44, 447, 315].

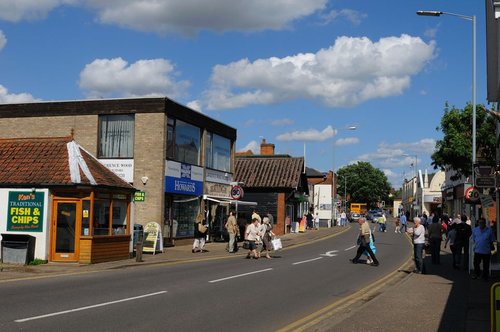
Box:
[133, 224, 143, 249]
[1, 234, 36, 265]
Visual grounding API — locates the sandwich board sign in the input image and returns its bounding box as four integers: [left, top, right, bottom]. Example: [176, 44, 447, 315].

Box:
[142, 222, 163, 255]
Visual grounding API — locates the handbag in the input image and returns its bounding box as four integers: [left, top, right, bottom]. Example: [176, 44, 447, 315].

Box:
[242, 240, 250, 249]
[271, 237, 283, 250]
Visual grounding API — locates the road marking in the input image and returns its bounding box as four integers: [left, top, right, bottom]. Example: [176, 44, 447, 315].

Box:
[345, 245, 356, 251]
[209, 268, 273, 283]
[15, 291, 167, 323]
[321, 250, 339, 257]
[292, 257, 324, 265]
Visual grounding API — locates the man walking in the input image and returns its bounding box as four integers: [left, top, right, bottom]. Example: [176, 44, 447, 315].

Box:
[472, 218, 495, 280]
[224, 210, 239, 253]
[399, 212, 407, 233]
[350, 217, 379, 266]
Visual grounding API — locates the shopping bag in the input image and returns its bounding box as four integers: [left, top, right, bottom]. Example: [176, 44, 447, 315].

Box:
[271, 237, 282, 250]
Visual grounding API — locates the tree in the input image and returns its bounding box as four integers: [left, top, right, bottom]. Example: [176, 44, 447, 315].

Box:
[431, 102, 496, 180]
[337, 162, 391, 207]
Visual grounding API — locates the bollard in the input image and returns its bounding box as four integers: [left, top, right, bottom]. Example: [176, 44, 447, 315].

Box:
[135, 241, 143, 262]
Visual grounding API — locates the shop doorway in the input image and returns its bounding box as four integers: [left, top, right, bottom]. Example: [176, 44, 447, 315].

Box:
[51, 200, 81, 261]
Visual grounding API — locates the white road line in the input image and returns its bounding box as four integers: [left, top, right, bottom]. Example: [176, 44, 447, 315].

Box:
[15, 291, 167, 323]
[209, 268, 273, 283]
[292, 257, 324, 265]
[345, 245, 357, 251]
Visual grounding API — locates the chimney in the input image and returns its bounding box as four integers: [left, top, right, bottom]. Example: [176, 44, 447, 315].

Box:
[260, 138, 275, 155]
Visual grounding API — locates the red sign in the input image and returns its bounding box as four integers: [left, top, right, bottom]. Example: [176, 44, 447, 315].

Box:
[230, 185, 244, 200]
[465, 186, 480, 203]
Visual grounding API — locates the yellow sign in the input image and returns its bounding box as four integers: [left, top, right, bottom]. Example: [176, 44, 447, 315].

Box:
[491, 282, 500, 331]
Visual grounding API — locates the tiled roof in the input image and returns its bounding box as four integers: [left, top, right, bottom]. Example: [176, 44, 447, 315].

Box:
[235, 156, 304, 189]
[0, 136, 135, 190]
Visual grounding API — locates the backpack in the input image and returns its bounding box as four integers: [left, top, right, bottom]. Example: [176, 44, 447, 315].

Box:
[198, 222, 208, 233]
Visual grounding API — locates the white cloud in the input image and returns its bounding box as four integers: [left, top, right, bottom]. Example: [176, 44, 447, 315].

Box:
[0, 0, 77, 22]
[238, 140, 259, 154]
[85, 0, 327, 34]
[0, 31, 6, 50]
[205, 34, 435, 110]
[271, 118, 294, 126]
[0, 85, 38, 103]
[79, 57, 190, 99]
[335, 137, 359, 146]
[276, 125, 336, 142]
[186, 100, 202, 112]
[320, 9, 367, 26]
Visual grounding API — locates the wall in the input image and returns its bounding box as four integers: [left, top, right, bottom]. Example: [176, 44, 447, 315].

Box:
[133, 113, 166, 226]
[0, 188, 50, 260]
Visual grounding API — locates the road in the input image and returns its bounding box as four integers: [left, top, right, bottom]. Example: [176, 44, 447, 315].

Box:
[0, 224, 411, 332]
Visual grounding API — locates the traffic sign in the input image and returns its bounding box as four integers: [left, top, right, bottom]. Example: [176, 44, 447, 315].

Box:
[465, 186, 480, 203]
[230, 185, 244, 200]
[475, 177, 496, 188]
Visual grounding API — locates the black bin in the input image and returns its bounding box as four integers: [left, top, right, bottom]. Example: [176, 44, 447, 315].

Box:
[1, 234, 36, 265]
[133, 224, 143, 249]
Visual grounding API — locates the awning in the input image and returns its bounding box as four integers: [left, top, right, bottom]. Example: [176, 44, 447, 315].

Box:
[203, 194, 257, 206]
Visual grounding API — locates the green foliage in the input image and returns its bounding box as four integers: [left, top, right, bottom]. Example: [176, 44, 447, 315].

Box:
[432, 102, 496, 180]
[337, 161, 391, 207]
[28, 258, 48, 266]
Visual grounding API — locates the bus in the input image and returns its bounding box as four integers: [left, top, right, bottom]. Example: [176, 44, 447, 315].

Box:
[350, 203, 367, 215]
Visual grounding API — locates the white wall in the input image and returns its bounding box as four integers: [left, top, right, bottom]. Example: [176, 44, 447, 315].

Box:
[0, 188, 50, 260]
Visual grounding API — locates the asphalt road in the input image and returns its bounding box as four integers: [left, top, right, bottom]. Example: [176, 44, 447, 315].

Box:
[0, 224, 411, 332]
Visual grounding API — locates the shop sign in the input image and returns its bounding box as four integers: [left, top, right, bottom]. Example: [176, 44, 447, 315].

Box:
[165, 161, 203, 196]
[99, 159, 134, 183]
[134, 191, 145, 202]
[205, 183, 231, 198]
[7, 191, 44, 232]
[205, 169, 231, 184]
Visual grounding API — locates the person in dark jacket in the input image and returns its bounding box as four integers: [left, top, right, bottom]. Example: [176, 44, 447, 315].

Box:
[427, 215, 443, 264]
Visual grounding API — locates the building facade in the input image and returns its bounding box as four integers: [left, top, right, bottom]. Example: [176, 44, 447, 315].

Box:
[0, 98, 237, 246]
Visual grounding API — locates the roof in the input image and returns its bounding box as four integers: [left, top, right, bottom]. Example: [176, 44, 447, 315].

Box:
[235, 156, 304, 189]
[0, 136, 135, 191]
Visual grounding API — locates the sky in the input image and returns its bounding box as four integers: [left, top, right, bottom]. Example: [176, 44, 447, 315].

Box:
[0, 0, 489, 188]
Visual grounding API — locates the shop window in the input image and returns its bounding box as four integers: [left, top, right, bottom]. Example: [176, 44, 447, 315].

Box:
[98, 114, 135, 158]
[205, 132, 230, 171]
[171, 196, 199, 238]
[92, 196, 130, 236]
[81, 200, 91, 236]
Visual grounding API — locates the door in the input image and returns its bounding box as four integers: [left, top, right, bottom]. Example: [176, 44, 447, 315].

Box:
[52, 200, 80, 261]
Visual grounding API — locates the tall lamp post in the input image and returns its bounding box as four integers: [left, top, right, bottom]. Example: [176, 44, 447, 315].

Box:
[417, 10, 476, 186]
[403, 154, 419, 215]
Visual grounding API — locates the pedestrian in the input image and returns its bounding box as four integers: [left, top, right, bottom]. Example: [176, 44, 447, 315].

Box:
[285, 215, 291, 233]
[245, 218, 260, 259]
[395, 215, 400, 233]
[340, 210, 347, 227]
[399, 212, 407, 233]
[266, 210, 274, 225]
[471, 218, 496, 280]
[350, 217, 379, 266]
[192, 212, 208, 253]
[251, 209, 261, 223]
[260, 216, 274, 259]
[378, 213, 386, 232]
[409, 216, 425, 274]
[427, 215, 443, 264]
[444, 225, 457, 268]
[224, 210, 239, 253]
[306, 211, 314, 230]
[453, 214, 472, 270]
[314, 212, 320, 230]
[421, 213, 428, 229]
[363, 227, 377, 264]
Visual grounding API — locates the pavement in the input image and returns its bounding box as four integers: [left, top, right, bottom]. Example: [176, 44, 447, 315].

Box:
[0, 219, 495, 332]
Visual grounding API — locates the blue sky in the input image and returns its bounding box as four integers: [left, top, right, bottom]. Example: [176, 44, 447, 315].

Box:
[0, 0, 488, 187]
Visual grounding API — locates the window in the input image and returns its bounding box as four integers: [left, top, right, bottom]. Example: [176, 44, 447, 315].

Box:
[99, 114, 134, 158]
[92, 194, 130, 236]
[206, 132, 231, 171]
[166, 118, 201, 165]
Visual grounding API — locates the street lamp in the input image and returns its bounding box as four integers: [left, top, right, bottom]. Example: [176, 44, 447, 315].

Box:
[417, 10, 476, 186]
